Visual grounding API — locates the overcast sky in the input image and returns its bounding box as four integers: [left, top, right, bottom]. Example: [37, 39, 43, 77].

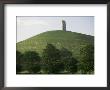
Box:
[17, 16, 94, 42]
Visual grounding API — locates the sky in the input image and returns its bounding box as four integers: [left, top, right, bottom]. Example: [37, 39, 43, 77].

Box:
[17, 16, 94, 42]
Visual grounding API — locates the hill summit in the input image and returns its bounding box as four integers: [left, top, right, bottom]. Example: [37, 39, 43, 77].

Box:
[17, 30, 94, 60]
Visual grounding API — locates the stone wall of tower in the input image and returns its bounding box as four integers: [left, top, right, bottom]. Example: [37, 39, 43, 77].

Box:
[62, 20, 66, 31]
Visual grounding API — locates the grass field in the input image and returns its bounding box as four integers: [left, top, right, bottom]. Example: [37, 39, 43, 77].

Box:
[17, 30, 94, 61]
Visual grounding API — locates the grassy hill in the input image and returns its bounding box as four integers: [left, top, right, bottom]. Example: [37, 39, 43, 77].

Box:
[17, 30, 94, 60]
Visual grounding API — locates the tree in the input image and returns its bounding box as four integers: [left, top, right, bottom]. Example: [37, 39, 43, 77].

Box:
[16, 50, 23, 64]
[79, 44, 94, 74]
[42, 44, 64, 74]
[23, 51, 41, 73]
[16, 51, 23, 73]
[29, 64, 41, 73]
[16, 64, 22, 74]
[60, 48, 78, 74]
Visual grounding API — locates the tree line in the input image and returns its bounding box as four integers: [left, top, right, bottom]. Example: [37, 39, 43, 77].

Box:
[16, 43, 94, 74]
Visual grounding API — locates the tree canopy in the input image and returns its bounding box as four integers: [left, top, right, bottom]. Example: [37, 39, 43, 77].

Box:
[79, 44, 94, 74]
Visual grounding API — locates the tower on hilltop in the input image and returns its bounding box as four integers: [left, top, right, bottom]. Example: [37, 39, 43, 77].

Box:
[62, 20, 66, 31]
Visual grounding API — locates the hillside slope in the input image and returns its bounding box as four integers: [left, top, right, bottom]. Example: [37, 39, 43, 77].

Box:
[17, 30, 94, 60]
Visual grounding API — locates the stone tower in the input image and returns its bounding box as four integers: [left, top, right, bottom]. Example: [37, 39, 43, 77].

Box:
[62, 20, 66, 31]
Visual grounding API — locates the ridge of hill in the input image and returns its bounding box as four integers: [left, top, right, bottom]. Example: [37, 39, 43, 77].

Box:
[17, 30, 94, 60]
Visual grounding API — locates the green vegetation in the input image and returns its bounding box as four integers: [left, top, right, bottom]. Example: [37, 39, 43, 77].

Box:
[42, 44, 63, 74]
[79, 44, 94, 74]
[17, 30, 94, 59]
[16, 51, 23, 73]
[16, 30, 94, 74]
[60, 48, 78, 73]
[22, 51, 41, 73]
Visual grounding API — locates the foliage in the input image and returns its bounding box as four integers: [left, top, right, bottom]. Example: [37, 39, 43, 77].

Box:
[28, 64, 41, 73]
[42, 44, 64, 74]
[22, 51, 41, 73]
[16, 51, 23, 73]
[79, 44, 94, 74]
[16, 50, 23, 64]
[60, 48, 78, 73]
[16, 64, 22, 74]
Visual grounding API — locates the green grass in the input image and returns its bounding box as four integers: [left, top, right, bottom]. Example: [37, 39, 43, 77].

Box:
[17, 30, 94, 60]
